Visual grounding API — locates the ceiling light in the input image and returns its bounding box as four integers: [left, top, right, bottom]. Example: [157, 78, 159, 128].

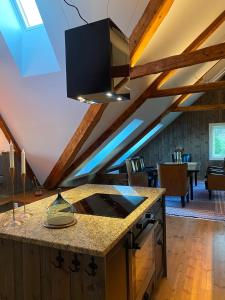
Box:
[117, 97, 122, 101]
[77, 96, 85, 102]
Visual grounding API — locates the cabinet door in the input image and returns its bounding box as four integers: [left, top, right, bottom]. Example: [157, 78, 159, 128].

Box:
[80, 255, 106, 300]
[40, 247, 71, 300]
[0, 239, 15, 299]
[133, 229, 155, 300]
[106, 240, 128, 300]
[41, 248, 106, 300]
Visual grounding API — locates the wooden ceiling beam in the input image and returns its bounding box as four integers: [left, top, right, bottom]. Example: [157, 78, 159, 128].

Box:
[172, 104, 225, 112]
[60, 13, 225, 185]
[151, 10, 225, 88]
[44, 104, 106, 189]
[130, 0, 174, 66]
[0, 114, 37, 180]
[151, 80, 225, 97]
[131, 42, 225, 79]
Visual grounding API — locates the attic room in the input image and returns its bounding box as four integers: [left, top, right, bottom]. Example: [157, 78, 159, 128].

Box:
[0, 0, 225, 299]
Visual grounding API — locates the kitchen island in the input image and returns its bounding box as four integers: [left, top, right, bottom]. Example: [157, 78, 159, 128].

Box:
[0, 184, 166, 300]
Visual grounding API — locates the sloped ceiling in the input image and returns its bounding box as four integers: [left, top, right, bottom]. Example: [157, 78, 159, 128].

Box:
[0, 0, 148, 183]
[1, 0, 225, 185]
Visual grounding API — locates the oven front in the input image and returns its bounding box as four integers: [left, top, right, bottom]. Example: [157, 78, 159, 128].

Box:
[127, 215, 158, 300]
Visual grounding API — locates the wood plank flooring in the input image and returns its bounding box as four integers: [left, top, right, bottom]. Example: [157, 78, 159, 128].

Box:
[153, 216, 225, 300]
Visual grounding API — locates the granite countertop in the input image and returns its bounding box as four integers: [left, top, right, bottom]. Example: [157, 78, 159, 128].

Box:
[0, 184, 165, 257]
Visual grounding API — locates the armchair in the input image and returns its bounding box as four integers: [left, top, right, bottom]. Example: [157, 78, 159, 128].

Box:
[158, 163, 189, 207]
[205, 171, 225, 199]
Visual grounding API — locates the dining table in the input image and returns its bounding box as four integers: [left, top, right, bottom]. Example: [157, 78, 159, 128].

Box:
[164, 162, 200, 200]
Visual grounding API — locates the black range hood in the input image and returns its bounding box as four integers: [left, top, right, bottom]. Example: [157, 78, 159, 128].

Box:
[65, 18, 130, 104]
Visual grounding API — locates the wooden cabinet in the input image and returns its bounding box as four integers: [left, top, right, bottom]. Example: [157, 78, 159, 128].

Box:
[0, 238, 129, 300]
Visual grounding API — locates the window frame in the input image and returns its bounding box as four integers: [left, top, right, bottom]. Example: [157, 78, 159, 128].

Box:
[209, 122, 225, 161]
[12, 0, 43, 30]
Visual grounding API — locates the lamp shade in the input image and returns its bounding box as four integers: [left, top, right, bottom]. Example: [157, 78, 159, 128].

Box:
[65, 18, 130, 104]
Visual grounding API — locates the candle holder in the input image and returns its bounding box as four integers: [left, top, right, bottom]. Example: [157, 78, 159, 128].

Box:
[21, 173, 32, 219]
[3, 167, 22, 227]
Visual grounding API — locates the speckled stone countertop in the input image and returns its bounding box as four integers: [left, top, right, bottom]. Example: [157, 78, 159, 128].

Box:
[0, 184, 165, 257]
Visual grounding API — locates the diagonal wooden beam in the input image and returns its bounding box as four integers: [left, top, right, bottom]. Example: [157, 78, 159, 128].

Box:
[151, 80, 225, 97]
[130, 0, 174, 67]
[151, 10, 225, 88]
[131, 42, 225, 79]
[0, 114, 37, 180]
[60, 12, 225, 184]
[172, 104, 225, 112]
[44, 104, 106, 189]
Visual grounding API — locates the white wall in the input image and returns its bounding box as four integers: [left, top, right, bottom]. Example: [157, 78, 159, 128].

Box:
[0, 129, 9, 153]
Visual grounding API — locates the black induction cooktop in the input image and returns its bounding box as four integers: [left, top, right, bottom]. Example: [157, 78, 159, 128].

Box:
[72, 193, 148, 219]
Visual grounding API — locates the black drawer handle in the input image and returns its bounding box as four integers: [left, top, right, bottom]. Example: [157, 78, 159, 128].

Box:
[52, 251, 64, 269]
[69, 254, 80, 273]
[85, 257, 98, 277]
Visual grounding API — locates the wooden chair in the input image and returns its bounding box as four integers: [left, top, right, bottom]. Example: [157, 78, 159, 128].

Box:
[126, 159, 149, 187]
[158, 163, 189, 207]
[126, 156, 157, 187]
[206, 173, 225, 199]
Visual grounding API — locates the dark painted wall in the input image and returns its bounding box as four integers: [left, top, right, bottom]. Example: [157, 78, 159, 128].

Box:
[138, 90, 225, 179]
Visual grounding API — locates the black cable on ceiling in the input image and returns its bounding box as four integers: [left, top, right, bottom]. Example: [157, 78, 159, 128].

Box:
[63, 0, 88, 24]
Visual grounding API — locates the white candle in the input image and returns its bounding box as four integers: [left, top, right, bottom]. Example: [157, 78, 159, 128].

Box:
[9, 141, 15, 169]
[21, 149, 26, 175]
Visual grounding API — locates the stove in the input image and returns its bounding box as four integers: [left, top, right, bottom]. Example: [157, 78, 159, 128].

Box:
[72, 193, 148, 218]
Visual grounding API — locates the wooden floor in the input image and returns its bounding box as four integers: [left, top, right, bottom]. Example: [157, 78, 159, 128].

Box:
[153, 216, 225, 300]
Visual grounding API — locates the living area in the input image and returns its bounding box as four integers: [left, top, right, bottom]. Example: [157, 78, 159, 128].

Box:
[127, 88, 225, 222]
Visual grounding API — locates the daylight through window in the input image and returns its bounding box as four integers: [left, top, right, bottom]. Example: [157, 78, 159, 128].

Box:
[15, 0, 43, 28]
[209, 123, 225, 160]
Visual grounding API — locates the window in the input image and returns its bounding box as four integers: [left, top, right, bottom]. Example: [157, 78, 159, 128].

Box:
[112, 123, 163, 167]
[1, 0, 59, 76]
[75, 119, 144, 176]
[15, 0, 43, 28]
[209, 123, 225, 160]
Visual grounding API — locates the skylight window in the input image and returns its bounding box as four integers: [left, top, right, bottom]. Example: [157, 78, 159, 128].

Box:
[112, 123, 163, 167]
[75, 119, 144, 176]
[15, 0, 43, 28]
